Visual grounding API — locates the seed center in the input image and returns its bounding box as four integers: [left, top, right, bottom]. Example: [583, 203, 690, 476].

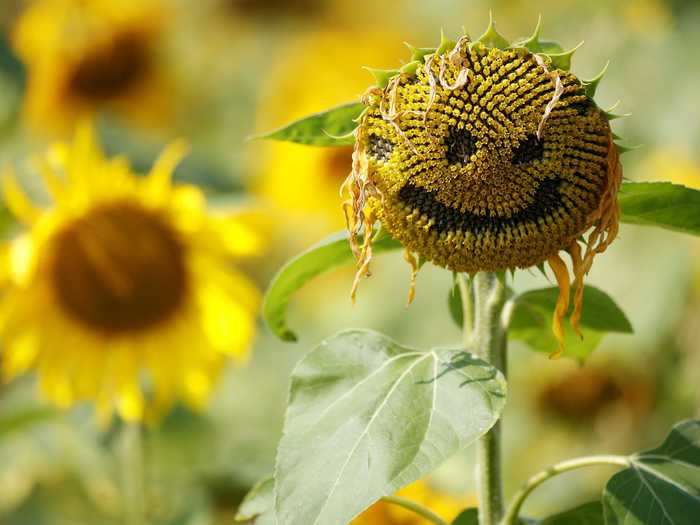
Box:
[67, 32, 151, 102]
[50, 202, 187, 335]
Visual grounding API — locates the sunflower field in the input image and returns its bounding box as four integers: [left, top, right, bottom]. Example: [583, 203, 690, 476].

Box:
[0, 1, 699, 525]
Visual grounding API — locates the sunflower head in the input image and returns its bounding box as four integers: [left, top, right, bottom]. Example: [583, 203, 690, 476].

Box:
[344, 18, 624, 355]
[12, 0, 168, 131]
[0, 123, 262, 423]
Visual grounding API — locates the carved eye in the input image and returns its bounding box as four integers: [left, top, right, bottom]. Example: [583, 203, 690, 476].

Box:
[367, 133, 394, 162]
[445, 126, 476, 165]
[512, 134, 544, 164]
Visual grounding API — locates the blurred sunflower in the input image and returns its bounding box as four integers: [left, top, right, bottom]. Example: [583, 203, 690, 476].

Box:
[12, 0, 171, 133]
[352, 479, 470, 525]
[0, 123, 261, 423]
[255, 30, 406, 234]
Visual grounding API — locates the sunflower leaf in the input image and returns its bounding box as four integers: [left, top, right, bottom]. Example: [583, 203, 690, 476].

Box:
[509, 285, 632, 359]
[603, 419, 700, 525]
[263, 229, 402, 342]
[251, 102, 364, 146]
[619, 181, 700, 236]
[235, 476, 275, 524]
[274, 329, 506, 525]
[538, 501, 605, 524]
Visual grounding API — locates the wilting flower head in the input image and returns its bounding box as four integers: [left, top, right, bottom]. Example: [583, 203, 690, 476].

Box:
[0, 123, 261, 422]
[344, 18, 624, 355]
[12, 0, 170, 132]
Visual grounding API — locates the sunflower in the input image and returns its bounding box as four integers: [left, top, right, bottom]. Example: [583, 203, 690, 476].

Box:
[0, 123, 261, 423]
[255, 30, 406, 233]
[351, 479, 470, 525]
[343, 20, 624, 355]
[12, 0, 170, 133]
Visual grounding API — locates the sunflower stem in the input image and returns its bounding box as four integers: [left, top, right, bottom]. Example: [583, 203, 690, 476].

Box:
[501, 455, 630, 525]
[381, 496, 451, 525]
[120, 424, 146, 525]
[469, 272, 507, 525]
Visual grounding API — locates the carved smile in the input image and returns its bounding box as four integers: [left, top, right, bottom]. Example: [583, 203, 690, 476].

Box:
[398, 178, 568, 235]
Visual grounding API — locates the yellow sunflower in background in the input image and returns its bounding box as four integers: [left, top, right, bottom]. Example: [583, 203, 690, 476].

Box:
[0, 123, 261, 423]
[255, 30, 406, 235]
[352, 479, 471, 525]
[12, 0, 171, 133]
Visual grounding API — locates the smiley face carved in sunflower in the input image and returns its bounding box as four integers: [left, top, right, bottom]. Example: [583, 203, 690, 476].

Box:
[360, 41, 614, 274]
[343, 21, 623, 355]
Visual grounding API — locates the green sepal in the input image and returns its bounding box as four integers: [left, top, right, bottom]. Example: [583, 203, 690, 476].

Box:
[405, 42, 435, 63]
[474, 12, 511, 50]
[582, 60, 610, 98]
[363, 67, 400, 89]
[352, 106, 370, 124]
[437, 28, 456, 54]
[516, 14, 544, 52]
[400, 60, 421, 76]
[604, 108, 631, 121]
[615, 143, 642, 155]
[535, 263, 547, 278]
[545, 41, 583, 71]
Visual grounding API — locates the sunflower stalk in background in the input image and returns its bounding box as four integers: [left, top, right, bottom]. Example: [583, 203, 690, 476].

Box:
[247, 15, 700, 525]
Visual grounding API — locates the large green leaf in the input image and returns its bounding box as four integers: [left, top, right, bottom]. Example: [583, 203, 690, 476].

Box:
[509, 285, 632, 359]
[619, 181, 700, 236]
[235, 476, 275, 524]
[274, 330, 506, 525]
[263, 229, 402, 341]
[603, 419, 700, 525]
[253, 102, 364, 146]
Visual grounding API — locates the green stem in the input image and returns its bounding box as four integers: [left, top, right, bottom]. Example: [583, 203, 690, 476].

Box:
[120, 424, 146, 525]
[501, 455, 631, 525]
[381, 496, 451, 525]
[457, 273, 473, 343]
[470, 272, 507, 525]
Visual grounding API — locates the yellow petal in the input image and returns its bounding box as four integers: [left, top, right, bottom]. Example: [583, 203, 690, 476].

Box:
[146, 139, 189, 202]
[210, 214, 266, 257]
[117, 383, 145, 422]
[547, 253, 571, 359]
[2, 330, 40, 380]
[2, 169, 41, 225]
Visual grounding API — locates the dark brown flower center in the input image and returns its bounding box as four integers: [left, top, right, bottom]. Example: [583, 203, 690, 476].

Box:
[66, 31, 151, 102]
[50, 202, 187, 335]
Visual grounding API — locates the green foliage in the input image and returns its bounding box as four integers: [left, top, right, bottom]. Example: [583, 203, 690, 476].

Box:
[509, 285, 632, 359]
[539, 502, 605, 525]
[603, 420, 700, 525]
[252, 102, 364, 146]
[452, 508, 478, 524]
[273, 329, 506, 525]
[447, 279, 464, 328]
[619, 181, 700, 237]
[453, 502, 604, 525]
[235, 476, 274, 524]
[0, 407, 56, 438]
[263, 229, 402, 341]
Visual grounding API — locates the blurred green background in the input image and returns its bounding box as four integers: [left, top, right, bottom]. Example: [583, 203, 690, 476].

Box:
[0, 0, 699, 523]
